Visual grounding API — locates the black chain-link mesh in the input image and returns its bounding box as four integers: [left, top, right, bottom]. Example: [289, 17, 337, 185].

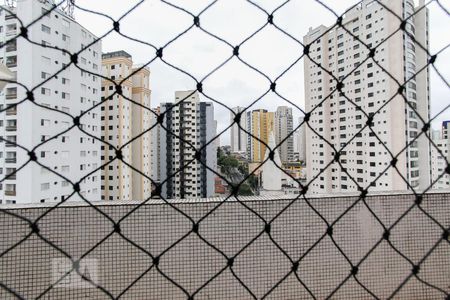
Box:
[0, 0, 449, 299]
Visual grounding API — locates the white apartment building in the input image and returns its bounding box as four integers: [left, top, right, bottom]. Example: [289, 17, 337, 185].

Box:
[431, 122, 450, 190]
[304, 0, 431, 194]
[0, 0, 102, 204]
[296, 116, 306, 162]
[149, 107, 161, 184]
[230, 106, 247, 155]
[160, 91, 216, 199]
[101, 51, 151, 201]
[274, 106, 294, 163]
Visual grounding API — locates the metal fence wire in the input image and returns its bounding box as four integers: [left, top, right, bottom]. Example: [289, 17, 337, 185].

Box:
[0, 0, 449, 299]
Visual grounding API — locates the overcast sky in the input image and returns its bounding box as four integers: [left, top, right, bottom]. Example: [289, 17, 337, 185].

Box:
[74, 0, 449, 145]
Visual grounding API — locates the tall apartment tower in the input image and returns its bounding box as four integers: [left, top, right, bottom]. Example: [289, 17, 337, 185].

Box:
[246, 109, 274, 162]
[101, 51, 151, 201]
[230, 106, 247, 154]
[150, 106, 161, 184]
[304, 0, 431, 194]
[297, 116, 306, 162]
[131, 65, 152, 200]
[274, 106, 294, 163]
[160, 91, 216, 199]
[0, 0, 102, 204]
[431, 121, 450, 190]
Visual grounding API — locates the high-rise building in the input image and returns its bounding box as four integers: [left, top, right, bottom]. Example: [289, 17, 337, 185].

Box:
[230, 106, 247, 154]
[431, 121, 450, 190]
[150, 106, 161, 184]
[246, 109, 274, 162]
[274, 106, 294, 163]
[304, 0, 431, 194]
[442, 121, 449, 139]
[296, 116, 306, 162]
[131, 65, 152, 200]
[159, 91, 216, 199]
[0, 0, 101, 204]
[101, 51, 151, 201]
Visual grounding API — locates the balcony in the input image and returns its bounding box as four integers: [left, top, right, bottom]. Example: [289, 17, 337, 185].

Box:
[5, 108, 17, 116]
[5, 93, 17, 100]
[5, 173, 16, 180]
[5, 125, 17, 131]
[5, 158, 16, 163]
[5, 14, 17, 20]
[4, 190, 16, 196]
[5, 40, 17, 52]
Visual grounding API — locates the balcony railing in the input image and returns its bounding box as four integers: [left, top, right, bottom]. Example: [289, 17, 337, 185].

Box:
[5, 173, 16, 180]
[5, 158, 16, 163]
[5, 140, 16, 147]
[5, 125, 17, 131]
[5, 14, 17, 20]
[5, 108, 17, 116]
[4, 190, 16, 196]
[5, 93, 17, 100]
[5, 45, 17, 52]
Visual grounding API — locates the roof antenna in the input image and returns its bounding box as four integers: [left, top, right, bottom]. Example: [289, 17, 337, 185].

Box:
[5, 0, 16, 8]
[61, 0, 75, 18]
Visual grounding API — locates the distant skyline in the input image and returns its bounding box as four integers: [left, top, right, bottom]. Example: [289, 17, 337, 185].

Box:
[73, 0, 449, 145]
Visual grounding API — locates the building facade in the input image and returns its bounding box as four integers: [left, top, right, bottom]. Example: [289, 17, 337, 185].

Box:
[431, 122, 450, 190]
[274, 106, 294, 163]
[246, 109, 274, 163]
[296, 116, 306, 163]
[159, 91, 216, 199]
[0, 0, 101, 204]
[230, 106, 247, 155]
[101, 51, 151, 201]
[150, 106, 161, 184]
[304, 0, 431, 194]
[131, 65, 152, 200]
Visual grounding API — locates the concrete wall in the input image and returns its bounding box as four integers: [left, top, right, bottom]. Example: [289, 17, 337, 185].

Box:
[0, 193, 449, 299]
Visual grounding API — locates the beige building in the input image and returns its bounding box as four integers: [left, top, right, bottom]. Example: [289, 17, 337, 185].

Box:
[246, 109, 274, 162]
[101, 51, 151, 201]
[304, 0, 431, 194]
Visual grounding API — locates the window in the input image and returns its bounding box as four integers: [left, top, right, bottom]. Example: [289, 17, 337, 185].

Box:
[41, 56, 51, 65]
[62, 19, 70, 28]
[41, 24, 50, 34]
[41, 183, 50, 191]
[41, 88, 50, 96]
[41, 72, 50, 79]
[62, 78, 70, 85]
